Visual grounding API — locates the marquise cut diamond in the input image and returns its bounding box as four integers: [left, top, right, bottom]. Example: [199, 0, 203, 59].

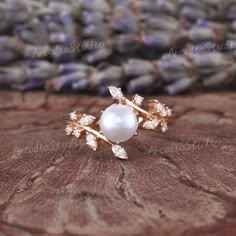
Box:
[79, 115, 95, 126]
[143, 119, 159, 130]
[86, 134, 98, 151]
[73, 129, 81, 138]
[108, 86, 124, 100]
[112, 145, 128, 159]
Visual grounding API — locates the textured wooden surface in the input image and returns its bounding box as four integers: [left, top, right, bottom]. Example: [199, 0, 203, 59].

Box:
[0, 91, 236, 236]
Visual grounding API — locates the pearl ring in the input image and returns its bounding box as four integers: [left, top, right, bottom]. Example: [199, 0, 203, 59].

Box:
[65, 86, 172, 160]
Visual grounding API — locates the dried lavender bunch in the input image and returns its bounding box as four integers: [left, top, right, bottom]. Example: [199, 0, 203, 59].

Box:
[0, 0, 235, 94]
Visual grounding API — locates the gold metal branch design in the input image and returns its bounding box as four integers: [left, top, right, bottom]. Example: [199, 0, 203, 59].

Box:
[65, 86, 172, 160]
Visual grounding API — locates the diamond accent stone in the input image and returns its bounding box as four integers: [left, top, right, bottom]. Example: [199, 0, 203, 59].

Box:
[167, 108, 172, 117]
[161, 123, 168, 133]
[108, 86, 124, 100]
[160, 109, 167, 117]
[156, 102, 164, 111]
[156, 103, 167, 117]
[138, 116, 144, 124]
[65, 125, 73, 135]
[79, 115, 96, 126]
[112, 145, 128, 159]
[143, 119, 159, 130]
[73, 129, 81, 138]
[133, 94, 144, 106]
[69, 111, 77, 120]
[86, 134, 98, 151]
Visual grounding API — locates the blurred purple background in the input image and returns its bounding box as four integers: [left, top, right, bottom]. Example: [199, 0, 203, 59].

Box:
[0, 0, 236, 95]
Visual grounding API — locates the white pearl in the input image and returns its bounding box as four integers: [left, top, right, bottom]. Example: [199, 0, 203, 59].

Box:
[99, 104, 138, 143]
